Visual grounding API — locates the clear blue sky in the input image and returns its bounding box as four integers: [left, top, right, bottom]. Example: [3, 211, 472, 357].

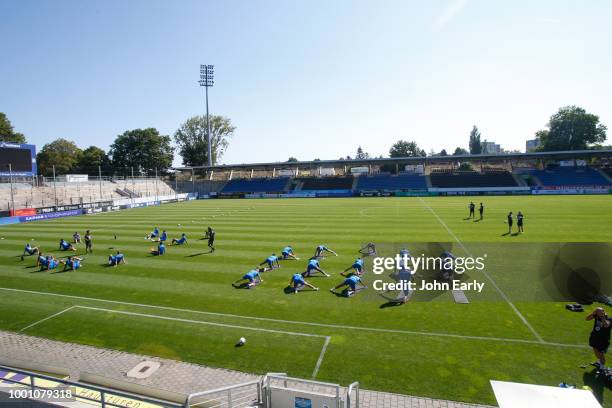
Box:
[1, 0, 610, 165]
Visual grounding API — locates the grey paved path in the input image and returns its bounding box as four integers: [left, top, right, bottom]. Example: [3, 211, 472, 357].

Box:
[0, 330, 495, 408]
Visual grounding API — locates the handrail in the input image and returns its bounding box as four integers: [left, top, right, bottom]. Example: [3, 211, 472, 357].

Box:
[185, 379, 261, 407]
[0, 364, 182, 408]
[347, 381, 359, 407]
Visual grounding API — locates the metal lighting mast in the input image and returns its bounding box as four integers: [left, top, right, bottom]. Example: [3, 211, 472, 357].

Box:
[199, 64, 214, 167]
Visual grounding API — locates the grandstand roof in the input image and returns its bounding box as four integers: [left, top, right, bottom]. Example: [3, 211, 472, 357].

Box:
[175, 149, 612, 171]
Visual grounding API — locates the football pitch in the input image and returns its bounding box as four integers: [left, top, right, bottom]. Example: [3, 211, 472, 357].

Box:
[0, 195, 611, 406]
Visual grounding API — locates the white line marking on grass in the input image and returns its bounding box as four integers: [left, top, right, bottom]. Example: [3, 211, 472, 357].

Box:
[417, 197, 545, 343]
[0, 287, 582, 348]
[312, 336, 330, 379]
[19, 306, 76, 333]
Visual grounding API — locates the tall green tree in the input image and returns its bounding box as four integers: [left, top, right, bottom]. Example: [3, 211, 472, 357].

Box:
[389, 140, 426, 157]
[110, 128, 174, 174]
[469, 126, 482, 154]
[287, 157, 298, 162]
[174, 115, 235, 166]
[355, 146, 370, 159]
[0, 112, 26, 144]
[36, 138, 82, 176]
[75, 146, 110, 172]
[453, 147, 469, 156]
[536, 106, 607, 151]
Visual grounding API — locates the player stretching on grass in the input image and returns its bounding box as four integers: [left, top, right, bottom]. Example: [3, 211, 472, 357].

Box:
[314, 245, 337, 258]
[303, 257, 330, 277]
[232, 268, 264, 289]
[59, 239, 77, 252]
[108, 251, 126, 267]
[289, 273, 319, 294]
[40, 255, 58, 271]
[21, 243, 39, 261]
[341, 257, 364, 276]
[61, 256, 83, 271]
[146, 227, 160, 240]
[159, 230, 168, 243]
[281, 246, 299, 260]
[330, 274, 366, 297]
[171, 233, 188, 245]
[359, 242, 376, 256]
[260, 254, 280, 269]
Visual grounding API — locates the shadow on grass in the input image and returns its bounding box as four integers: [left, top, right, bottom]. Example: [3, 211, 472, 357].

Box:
[283, 286, 318, 295]
[583, 369, 610, 405]
[185, 251, 213, 257]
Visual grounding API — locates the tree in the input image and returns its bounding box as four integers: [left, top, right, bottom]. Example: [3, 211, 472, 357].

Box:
[537, 106, 607, 151]
[453, 147, 469, 156]
[287, 157, 298, 162]
[439, 149, 448, 156]
[0, 112, 26, 144]
[36, 138, 82, 175]
[458, 162, 474, 171]
[355, 146, 370, 160]
[76, 146, 110, 172]
[174, 115, 235, 166]
[110, 128, 174, 174]
[469, 126, 482, 154]
[389, 140, 426, 157]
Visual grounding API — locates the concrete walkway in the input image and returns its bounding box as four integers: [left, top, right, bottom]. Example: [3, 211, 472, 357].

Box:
[0, 330, 495, 408]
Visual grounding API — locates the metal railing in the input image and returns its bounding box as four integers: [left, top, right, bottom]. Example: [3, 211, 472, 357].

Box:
[0, 364, 182, 408]
[346, 382, 359, 407]
[185, 379, 263, 408]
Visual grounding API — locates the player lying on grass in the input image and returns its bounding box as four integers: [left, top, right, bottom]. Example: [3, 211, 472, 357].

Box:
[281, 246, 299, 260]
[59, 239, 77, 252]
[39, 255, 59, 271]
[314, 245, 337, 258]
[171, 233, 188, 245]
[341, 257, 364, 276]
[108, 251, 126, 267]
[150, 242, 166, 256]
[232, 268, 265, 289]
[61, 256, 83, 271]
[359, 242, 376, 256]
[159, 230, 167, 243]
[260, 254, 280, 269]
[21, 243, 39, 260]
[303, 257, 330, 277]
[330, 274, 366, 297]
[289, 273, 319, 294]
[146, 227, 160, 240]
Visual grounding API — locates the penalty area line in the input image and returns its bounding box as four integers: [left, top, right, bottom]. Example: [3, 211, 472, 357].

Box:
[19, 306, 77, 333]
[417, 197, 545, 343]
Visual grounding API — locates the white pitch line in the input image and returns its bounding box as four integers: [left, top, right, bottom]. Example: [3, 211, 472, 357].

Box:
[73, 305, 327, 339]
[0, 287, 581, 348]
[418, 197, 545, 343]
[312, 336, 330, 379]
[19, 306, 76, 333]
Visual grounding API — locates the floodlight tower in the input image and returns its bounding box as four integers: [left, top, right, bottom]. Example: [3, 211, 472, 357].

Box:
[199, 64, 214, 167]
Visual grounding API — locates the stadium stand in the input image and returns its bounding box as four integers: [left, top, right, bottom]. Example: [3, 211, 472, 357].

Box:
[356, 173, 427, 190]
[299, 177, 354, 190]
[221, 177, 289, 193]
[529, 166, 611, 187]
[429, 170, 519, 188]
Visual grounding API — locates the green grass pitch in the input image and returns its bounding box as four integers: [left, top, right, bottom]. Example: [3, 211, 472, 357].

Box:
[0, 195, 611, 406]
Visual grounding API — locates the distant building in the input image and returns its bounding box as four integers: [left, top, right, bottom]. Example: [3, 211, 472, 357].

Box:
[482, 141, 502, 154]
[526, 138, 540, 152]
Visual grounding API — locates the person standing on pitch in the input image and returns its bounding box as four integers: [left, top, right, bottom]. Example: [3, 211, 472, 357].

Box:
[205, 227, 216, 252]
[468, 202, 475, 219]
[479, 203, 484, 220]
[84, 230, 93, 254]
[506, 212, 513, 234]
[587, 307, 611, 369]
[517, 211, 524, 233]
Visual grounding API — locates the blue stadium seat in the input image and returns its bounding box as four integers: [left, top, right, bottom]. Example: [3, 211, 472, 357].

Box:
[356, 174, 427, 190]
[221, 178, 289, 193]
[529, 167, 611, 187]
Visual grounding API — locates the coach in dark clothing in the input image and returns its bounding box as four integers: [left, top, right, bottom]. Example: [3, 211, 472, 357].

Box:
[506, 212, 513, 234]
[587, 307, 611, 369]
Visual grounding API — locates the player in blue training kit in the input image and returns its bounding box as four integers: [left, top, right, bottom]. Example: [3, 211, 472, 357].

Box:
[21, 243, 39, 260]
[331, 274, 366, 297]
[146, 227, 160, 240]
[37, 253, 48, 269]
[108, 251, 126, 267]
[151, 242, 166, 256]
[260, 254, 280, 269]
[289, 273, 319, 294]
[281, 246, 299, 260]
[159, 230, 168, 243]
[302, 257, 330, 277]
[341, 257, 364, 276]
[314, 245, 337, 258]
[172, 233, 187, 245]
[41, 255, 58, 271]
[359, 242, 377, 256]
[59, 239, 76, 252]
[233, 268, 264, 289]
[62, 256, 83, 271]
